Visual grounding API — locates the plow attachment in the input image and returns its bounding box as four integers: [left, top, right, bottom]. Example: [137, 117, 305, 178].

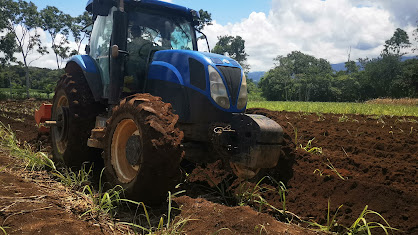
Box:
[34, 103, 52, 133]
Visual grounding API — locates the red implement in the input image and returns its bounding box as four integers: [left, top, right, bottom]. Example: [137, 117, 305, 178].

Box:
[34, 103, 52, 133]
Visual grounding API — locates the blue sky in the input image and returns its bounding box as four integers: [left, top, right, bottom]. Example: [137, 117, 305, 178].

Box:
[30, 0, 271, 25]
[23, 0, 418, 71]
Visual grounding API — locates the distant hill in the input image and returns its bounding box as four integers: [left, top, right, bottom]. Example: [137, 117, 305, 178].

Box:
[248, 55, 417, 79]
[331, 55, 417, 71]
[247, 71, 265, 83]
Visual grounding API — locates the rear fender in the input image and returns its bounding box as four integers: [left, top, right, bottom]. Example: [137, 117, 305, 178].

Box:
[66, 55, 103, 102]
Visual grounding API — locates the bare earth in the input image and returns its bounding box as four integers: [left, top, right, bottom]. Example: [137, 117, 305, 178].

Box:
[0, 99, 417, 234]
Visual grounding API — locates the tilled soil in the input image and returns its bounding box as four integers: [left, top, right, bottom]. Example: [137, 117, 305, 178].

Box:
[0, 100, 417, 234]
[0, 153, 107, 235]
[247, 108, 418, 234]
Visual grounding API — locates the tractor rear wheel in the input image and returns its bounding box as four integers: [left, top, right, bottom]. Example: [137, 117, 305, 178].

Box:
[51, 72, 104, 167]
[103, 94, 183, 204]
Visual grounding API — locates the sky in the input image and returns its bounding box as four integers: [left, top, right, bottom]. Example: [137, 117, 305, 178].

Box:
[17, 0, 418, 71]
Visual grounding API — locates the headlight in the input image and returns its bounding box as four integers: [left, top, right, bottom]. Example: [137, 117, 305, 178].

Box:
[208, 65, 230, 109]
[237, 71, 248, 109]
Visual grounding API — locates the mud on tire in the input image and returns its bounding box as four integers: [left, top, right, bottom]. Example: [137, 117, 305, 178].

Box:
[103, 94, 184, 204]
[51, 72, 104, 167]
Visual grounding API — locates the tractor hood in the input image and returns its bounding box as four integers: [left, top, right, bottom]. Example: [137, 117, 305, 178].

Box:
[148, 49, 246, 112]
[151, 50, 243, 71]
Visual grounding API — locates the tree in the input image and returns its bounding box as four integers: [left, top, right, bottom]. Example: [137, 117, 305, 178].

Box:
[196, 9, 212, 32]
[212, 35, 250, 72]
[259, 51, 333, 102]
[0, 0, 18, 65]
[2, 0, 49, 98]
[344, 60, 359, 74]
[413, 21, 418, 53]
[383, 28, 411, 56]
[70, 11, 92, 56]
[40, 6, 72, 69]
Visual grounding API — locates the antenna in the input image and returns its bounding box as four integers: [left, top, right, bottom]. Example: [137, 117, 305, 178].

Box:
[347, 46, 351, 62]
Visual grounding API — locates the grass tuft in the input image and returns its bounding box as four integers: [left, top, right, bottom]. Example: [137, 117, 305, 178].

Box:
[347, 205, 398, 235]
[308, 200, 343, 232]
[120, 191, 193, 235]
[0, 122, 55, 171]
[81, 168, 123, 218]
[0, 226, 8, 235]
[53, 164, 93, 190]
[300, 138, 323, 154]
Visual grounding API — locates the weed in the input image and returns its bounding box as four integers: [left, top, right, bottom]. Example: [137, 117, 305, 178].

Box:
[346, 205, 398, 235]
[300, 138, 323, 154]
[254, 224, 268, 234]
[81, 169, 123, 218]
[316, 113, 326, 121]
[120, 191, 193, 234]
[211, 228, 233, 235]
[0, 122, 55, 171]
[53, 164, 93, 190]
[339, 114, 349, 122]
[0, 226, 7, 235]
[287, 122, 298, 147]
[313, 169, 329, 178]
[308, 200, 342, 232]
[326, 159, 346, 181]
[235, 176, 289, 220]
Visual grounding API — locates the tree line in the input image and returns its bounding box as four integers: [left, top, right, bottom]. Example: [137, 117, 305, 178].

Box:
[0, 0, 92, 98]
[258, 28, 418, 102]
[1, 0, 417, 102]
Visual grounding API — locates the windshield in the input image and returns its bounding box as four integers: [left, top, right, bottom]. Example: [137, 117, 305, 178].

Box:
[128, 11, 195, 51]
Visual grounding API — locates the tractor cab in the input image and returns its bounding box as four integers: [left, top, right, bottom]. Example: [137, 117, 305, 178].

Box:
[86, 0, 201, 105]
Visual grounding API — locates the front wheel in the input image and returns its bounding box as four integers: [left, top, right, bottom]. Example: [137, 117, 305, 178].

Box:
[103, 94, 184, 204]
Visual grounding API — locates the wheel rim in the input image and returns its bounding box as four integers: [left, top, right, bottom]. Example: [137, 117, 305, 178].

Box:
[111, 119, 142, 183]
[230, 162, 260, 179]
[53, 95, 69, 154]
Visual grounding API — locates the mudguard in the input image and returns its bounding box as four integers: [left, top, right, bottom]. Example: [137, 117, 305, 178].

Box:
[66, 55, 103, 102]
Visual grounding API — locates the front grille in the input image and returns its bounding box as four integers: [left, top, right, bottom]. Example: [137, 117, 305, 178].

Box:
[216, 66, 241, 105]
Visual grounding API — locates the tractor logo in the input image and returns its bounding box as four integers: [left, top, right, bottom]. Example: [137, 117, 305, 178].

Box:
[222, 59, 230, 64]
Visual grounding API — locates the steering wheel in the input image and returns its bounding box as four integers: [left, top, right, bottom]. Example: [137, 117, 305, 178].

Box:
[138, 41, 159, 58]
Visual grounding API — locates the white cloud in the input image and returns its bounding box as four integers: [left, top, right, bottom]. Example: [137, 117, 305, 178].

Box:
[11, 26, 85, 69]
[6, 0, 417, 72]
[200, 0, 418, 71]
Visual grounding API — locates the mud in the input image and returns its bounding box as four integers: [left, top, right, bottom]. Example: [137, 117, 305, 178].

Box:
[1, 100, 417, 234]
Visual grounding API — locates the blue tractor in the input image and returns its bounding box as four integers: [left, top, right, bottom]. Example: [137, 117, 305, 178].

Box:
[40, 0, 283, 203]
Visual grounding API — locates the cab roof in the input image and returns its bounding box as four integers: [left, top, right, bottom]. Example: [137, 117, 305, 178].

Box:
[86, 0, 192, 16]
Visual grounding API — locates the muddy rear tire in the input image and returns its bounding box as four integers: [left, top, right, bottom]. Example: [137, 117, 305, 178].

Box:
[103, 94, 183, 204]
[51, 72, 104, 167]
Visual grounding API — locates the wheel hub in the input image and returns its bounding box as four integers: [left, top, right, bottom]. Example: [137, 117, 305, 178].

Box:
[126, 135, 142, 165]
[111, 119, 142, 183]
[56, 106, 70, 142]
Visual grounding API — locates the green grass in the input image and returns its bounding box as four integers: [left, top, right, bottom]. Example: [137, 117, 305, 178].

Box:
[247, 101, 418, 116]
[0, 226, 8, 235]
[0, 122, 56, 171]
[120, 191, 192, 235]
[0, 88, 52, 100]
